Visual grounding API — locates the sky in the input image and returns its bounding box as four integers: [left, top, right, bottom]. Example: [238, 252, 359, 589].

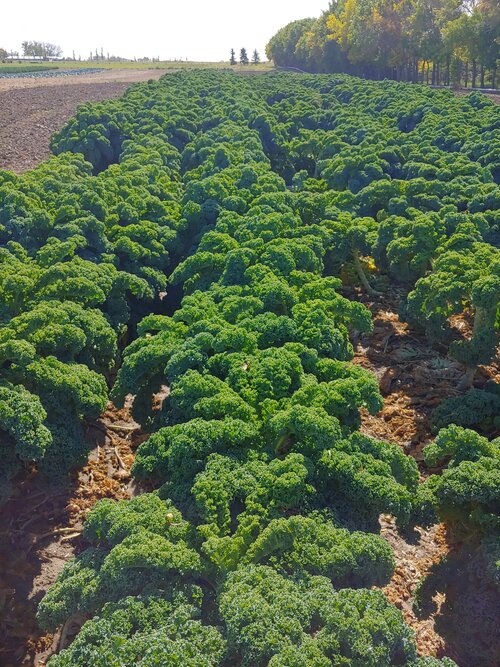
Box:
[1, 0, 328, 61]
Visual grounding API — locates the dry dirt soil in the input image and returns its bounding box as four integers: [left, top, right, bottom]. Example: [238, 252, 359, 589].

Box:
[0, 400, 144, 666]
[0, 69, 165, 173]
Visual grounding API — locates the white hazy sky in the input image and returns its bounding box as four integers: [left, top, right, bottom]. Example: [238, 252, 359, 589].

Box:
[1, 1, 327, 61]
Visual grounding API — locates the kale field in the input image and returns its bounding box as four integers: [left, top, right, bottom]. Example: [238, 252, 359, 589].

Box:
[0, 70, 498, 666]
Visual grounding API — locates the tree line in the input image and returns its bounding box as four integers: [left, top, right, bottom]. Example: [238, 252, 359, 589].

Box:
[230, 48, 261, 65]
[21, 41, 62, 59]
[266, 0, 499, 88]
[0, 41, 63, 61]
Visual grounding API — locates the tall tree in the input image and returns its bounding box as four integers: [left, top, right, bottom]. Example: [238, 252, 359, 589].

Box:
[476, 0, 500, 87]
[240, 47, 249, 65]
[411, 0, 444, 84]
[443, 10, 483, 86]
[22, 41, 40, 58]
[266, 18, 316, 67]
[21, 41, 62, 59]
[230, 48, 237, 65]
[267, 0, 499, 85]
[46, 43, 62, 58]
[252, 49, 261, 64]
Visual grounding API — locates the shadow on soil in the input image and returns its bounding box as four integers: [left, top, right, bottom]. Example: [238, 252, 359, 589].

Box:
[0, 401, 142, 666]
[414, 543, 500, 667]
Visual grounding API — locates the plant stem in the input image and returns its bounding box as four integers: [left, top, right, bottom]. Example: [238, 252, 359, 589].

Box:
[352, 249, 379, 297]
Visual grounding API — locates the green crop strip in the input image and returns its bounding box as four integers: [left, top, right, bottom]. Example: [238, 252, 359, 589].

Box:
[0, 65, 59, 73]
[0, 71, 498, 665]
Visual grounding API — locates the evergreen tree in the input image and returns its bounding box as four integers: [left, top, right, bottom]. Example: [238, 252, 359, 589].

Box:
[240, 48, 249, 65]
[230, 48, 237, 65]
[252, 49, 261, 65]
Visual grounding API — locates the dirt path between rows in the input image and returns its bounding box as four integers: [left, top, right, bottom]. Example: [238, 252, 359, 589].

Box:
[0, 400, 144, 666]
[0, 70, 165, 173]
[350, 286, 499, 664]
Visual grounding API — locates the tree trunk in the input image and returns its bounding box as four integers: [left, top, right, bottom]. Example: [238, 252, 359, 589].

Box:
[446, 56, 450, 86]
[480, 65, 485, 88]
[472, 60, 477, 89]
[492, 65, 496, 90]
[464, 61, 469, 88]
[431, 62, 436, 85]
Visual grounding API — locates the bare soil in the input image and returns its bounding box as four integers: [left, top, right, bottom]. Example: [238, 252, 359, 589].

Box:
[0, 70, 164, 173]
[0, 400, 143, 666]
[381, 516, 450, 658]
[350, 286, 499, 663]
[351, 287, 500, 456]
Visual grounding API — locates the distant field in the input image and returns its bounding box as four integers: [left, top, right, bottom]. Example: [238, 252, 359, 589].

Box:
[2, 60, 273, 72]
[0, 64, 58, 73]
